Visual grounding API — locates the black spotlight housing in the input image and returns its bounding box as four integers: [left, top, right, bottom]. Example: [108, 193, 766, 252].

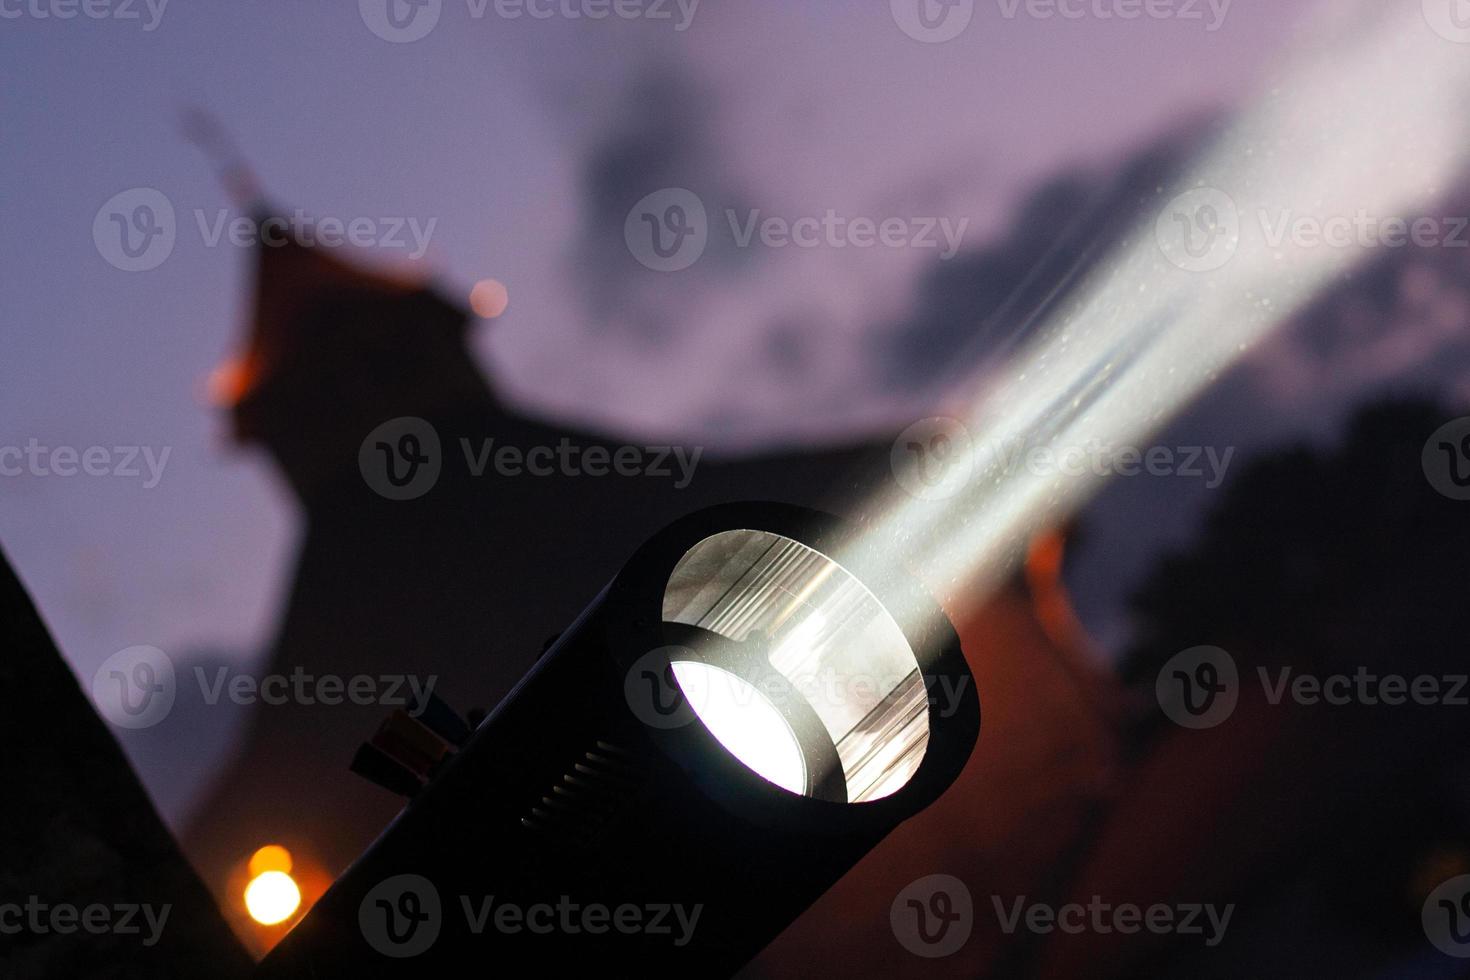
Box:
[258, 502, 980, 978]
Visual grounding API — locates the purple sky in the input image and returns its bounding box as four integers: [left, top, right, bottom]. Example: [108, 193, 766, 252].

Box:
[17, 0, 1461, 819]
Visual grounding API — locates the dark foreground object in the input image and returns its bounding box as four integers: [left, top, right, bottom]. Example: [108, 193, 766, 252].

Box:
[0, 548, 252, 980]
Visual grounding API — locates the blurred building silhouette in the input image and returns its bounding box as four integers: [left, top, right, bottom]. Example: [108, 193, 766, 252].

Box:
[173, 207, 1469, 978]
[180, 210, 914, 949]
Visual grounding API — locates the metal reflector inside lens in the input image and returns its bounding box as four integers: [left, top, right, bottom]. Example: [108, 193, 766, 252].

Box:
[663, 529, 930, 803]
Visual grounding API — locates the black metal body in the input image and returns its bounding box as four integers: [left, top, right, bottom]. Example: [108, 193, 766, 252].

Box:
[257, 502, 980, 977]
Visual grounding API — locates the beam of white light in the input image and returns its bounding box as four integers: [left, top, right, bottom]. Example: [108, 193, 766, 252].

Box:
[844, 1, 1470, 634]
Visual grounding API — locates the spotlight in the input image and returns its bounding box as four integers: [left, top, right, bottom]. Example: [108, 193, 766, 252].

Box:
[257, 503, 979, 977]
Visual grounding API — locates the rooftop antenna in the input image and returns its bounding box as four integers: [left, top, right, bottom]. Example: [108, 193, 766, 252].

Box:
[181, 107, 264, 209]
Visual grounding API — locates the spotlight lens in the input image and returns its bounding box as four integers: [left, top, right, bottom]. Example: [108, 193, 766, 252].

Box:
[664, 530, 930, 802]
[670, 660, 807, 795]
[245, 870, 302, 926]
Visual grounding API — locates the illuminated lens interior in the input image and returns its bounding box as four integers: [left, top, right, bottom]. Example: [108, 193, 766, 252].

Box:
[663, 530, 930, 802]
[669, 661, 807, 796]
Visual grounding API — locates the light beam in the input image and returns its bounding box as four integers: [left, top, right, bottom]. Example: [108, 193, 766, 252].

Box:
[845, 1, 1470, 630]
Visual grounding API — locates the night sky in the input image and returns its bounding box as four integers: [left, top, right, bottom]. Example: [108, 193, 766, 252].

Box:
[9, 0, 1467, 821]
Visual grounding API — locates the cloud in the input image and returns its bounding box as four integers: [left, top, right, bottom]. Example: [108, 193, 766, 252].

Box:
[570, 62, 753, 342]
[874, 116, 1216, 394]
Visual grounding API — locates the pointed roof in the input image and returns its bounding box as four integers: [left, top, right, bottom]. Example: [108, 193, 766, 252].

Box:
[209, 202, 491, 501]
[209, 204, 459, 423]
